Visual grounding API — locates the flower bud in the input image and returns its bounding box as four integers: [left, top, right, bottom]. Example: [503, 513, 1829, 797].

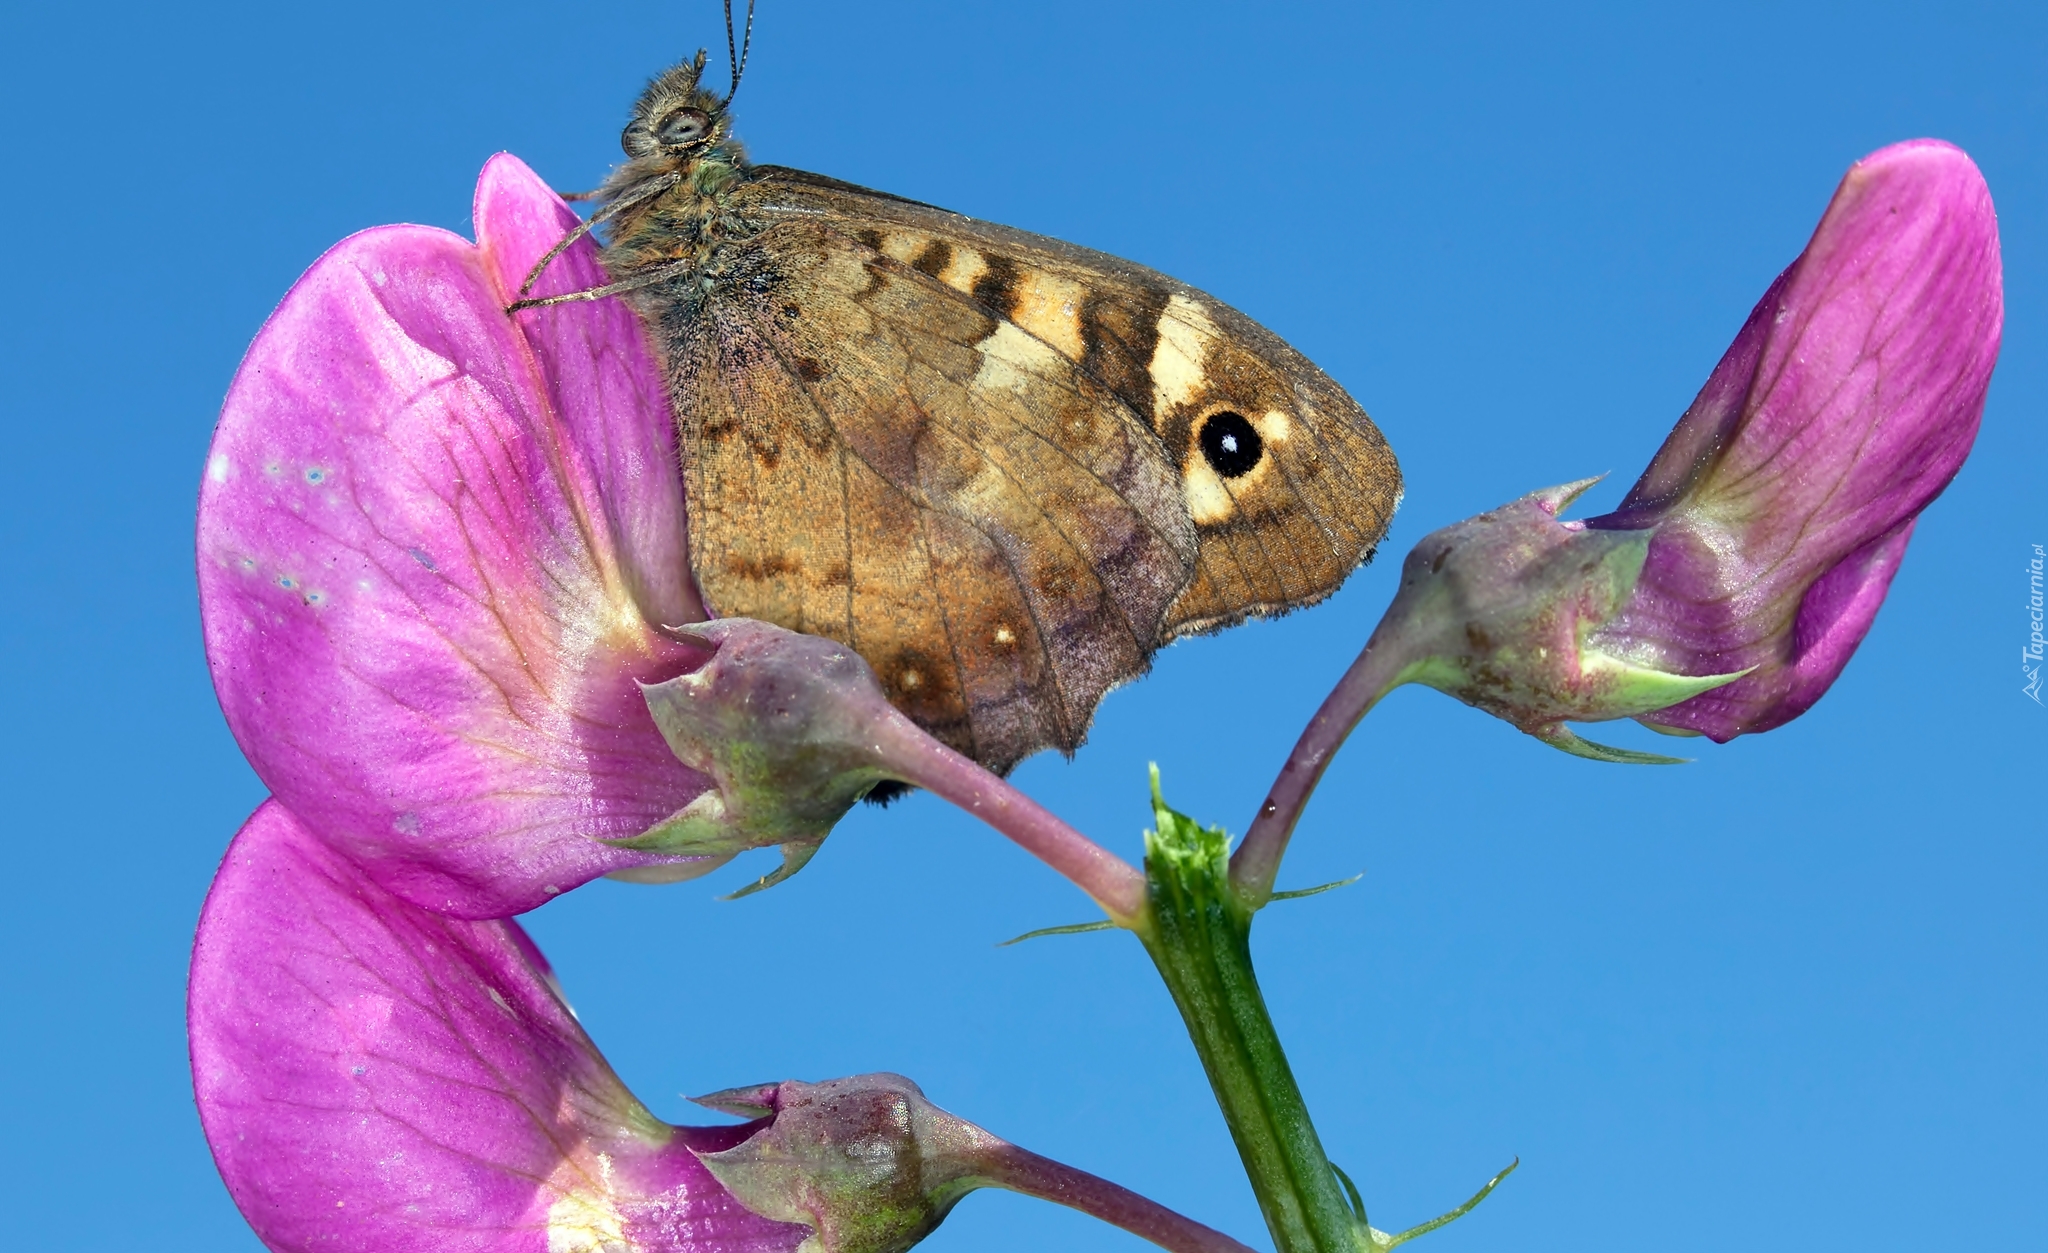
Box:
[691, 1075, 989, 1253]
[1372, 479, 1745, 762]
[610, 619, 905, 895]
[1369, 140, 2000, 757]
[693, 1075, 1250, 1253]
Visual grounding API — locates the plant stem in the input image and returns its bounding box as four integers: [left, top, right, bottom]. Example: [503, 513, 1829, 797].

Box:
[870, 706, 1148, 921]
[1229, 635, 1417, 904]
[977, 1142, 1260, 1253]
[1136, 790, 1363, 1253]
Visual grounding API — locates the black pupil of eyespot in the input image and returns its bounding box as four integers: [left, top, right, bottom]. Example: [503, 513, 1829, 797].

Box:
[1199, 411, 1263, 478]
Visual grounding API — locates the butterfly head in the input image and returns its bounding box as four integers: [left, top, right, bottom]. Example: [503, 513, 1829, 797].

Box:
[619, 50, 747, 188]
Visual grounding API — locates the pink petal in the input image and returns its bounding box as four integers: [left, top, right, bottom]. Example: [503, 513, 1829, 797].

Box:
[1595, 139, 2001, 737]
[199, 210, 711, 918]
[474, 154, 703, 630]
[1787, 516, 1917, 708]
[190, 802, 811, 1253]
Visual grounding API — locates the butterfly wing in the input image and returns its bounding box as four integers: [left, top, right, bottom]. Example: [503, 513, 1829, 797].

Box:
[658, 215, 1198, 773]
[740, 168, 1404, 640]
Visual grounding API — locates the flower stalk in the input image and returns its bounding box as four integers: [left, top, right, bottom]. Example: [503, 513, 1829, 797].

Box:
[693, 1074, 1255, 1253]
[1228, 637, 1417, 905]
[1134, 771, 1512, 1253]
[1133, 773, 1359, 1253]
[873, 710, 1148, 922]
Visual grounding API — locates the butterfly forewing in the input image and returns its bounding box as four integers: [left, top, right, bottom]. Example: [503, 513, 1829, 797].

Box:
[1141, 294, 1402, 637]
[738, 169, 1402, 638]
[665, 216, 1197, 772]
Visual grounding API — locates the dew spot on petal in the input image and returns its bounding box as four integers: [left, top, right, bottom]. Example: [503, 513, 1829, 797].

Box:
[304, 590, 327, 606]
[278, 575, 297, 591]
[408, 547, 439, 572]
[304, 466, 328, 485]
[393, 812, 421, 835]
[207, 454, 232, 483]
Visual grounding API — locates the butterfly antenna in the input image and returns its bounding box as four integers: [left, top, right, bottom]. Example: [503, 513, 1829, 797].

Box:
[724, 0, 756, 107]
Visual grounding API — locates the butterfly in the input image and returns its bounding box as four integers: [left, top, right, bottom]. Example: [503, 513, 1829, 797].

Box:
[515, 15, 1400, 777]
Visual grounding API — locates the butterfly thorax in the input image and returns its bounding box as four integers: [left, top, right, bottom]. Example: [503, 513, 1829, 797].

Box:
[595, 51, 759, 287]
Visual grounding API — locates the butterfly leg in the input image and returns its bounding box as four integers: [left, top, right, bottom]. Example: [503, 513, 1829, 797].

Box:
[505, 257, 696, 314]
[516, 171, 682, 298]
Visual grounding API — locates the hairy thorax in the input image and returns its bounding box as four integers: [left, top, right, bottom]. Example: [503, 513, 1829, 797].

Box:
[599, 154, 758, 284]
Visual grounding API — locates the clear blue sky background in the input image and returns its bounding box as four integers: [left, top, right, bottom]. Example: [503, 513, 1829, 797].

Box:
[1, 2, 2040, 1250]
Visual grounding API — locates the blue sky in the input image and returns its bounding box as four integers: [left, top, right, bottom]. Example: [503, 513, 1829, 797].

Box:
[1, 2, 2041, 1250]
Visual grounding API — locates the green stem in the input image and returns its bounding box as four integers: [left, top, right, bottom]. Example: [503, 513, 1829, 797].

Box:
[1134, 777, 1362, 1253]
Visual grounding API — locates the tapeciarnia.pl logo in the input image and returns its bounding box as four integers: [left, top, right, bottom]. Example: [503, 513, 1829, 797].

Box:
[2026, 543, 2045, 704]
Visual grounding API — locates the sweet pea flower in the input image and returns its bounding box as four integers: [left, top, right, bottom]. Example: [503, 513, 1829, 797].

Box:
[190, 802, 1254, 1253]
[1361, 139, 2001, 759]
[1233, 138, 2004, 893]
[201, 156, 757, 917]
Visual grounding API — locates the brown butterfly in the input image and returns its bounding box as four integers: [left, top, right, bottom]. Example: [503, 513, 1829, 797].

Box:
[515, 24, 1400, 777]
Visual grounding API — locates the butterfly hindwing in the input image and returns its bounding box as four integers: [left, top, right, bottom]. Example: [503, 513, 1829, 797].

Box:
[663, 216, 1198, 772]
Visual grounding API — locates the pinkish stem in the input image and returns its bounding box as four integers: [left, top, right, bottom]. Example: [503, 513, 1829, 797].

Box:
[1228, 634, 1418, 904]
[977, 1142, 1259, 1253]
[868, 708, 1148, 922]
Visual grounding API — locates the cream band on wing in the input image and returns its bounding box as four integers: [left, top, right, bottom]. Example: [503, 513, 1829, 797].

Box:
[1007, 269, 1087, 360]
[1148, 293, 1218, 416]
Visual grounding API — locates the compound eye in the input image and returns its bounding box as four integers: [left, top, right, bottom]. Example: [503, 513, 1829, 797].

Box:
[656, 108, 711, 146]
[1198, 410, 1264, 479]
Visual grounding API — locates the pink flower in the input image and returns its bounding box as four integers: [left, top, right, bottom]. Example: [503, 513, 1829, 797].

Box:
[1586, 139, 2003, 738]
[190, 803, 1254, 1253]
[198, 156, 718, 918]
[1358, 140, 2001, 758]
[190, 802, 812, 1253]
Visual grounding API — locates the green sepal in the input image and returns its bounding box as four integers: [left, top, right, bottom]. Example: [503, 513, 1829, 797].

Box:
[1366, 480, 1765, 758]
[690, 1082, 783, 1119]
[1530, 722, 1689, 765]
[723, 838, 824, 900]
[1580, 650, 1751, 718]
[1532, 474, 1607, 513]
